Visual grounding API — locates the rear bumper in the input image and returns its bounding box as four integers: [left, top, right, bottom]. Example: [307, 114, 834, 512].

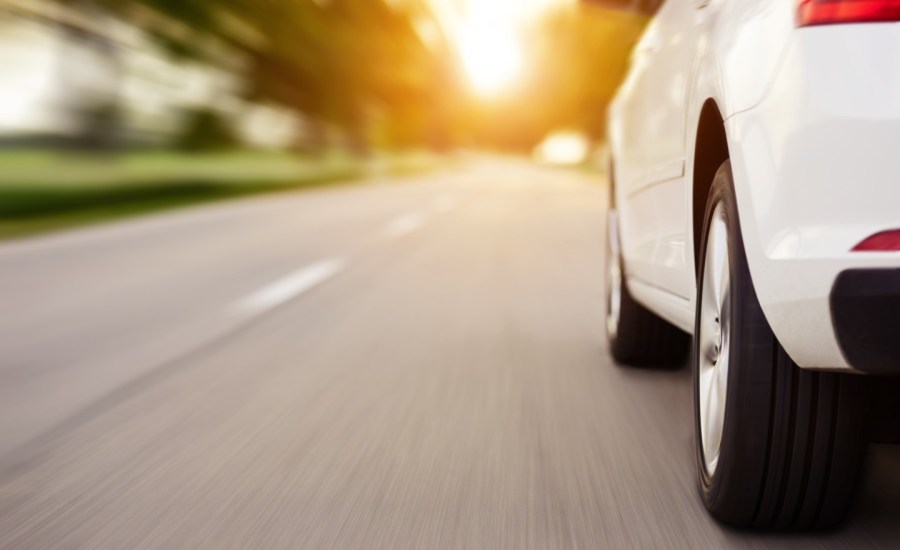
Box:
[831, 269, 900, 374]
[726, 25, 900, 372]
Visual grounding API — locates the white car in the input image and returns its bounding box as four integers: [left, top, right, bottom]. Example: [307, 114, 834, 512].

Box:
[596, 0, 900, 530]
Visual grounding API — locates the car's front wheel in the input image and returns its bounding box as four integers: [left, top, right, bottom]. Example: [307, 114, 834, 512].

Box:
[695, 161, 871, 530]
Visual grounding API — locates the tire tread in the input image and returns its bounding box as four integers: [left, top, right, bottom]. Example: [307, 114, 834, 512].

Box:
[697, 161, 869, 531]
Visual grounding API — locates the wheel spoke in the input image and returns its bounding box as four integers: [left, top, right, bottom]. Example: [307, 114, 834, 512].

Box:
[705, 384, 720, 457]
[712, 218, 728, 311]
[702, 369, 719, 467]
[702, 235, 718, 314]
[698, 203, 730, 477]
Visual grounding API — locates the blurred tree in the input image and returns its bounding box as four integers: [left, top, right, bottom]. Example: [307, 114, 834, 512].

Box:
[175, 107, 238, 151]
[532, 6, 645, 144]
[465, 5, 646, 151]
[245, 0, 437, 154]
[23, 0, 641, 153]
[33, 0, 441, 152]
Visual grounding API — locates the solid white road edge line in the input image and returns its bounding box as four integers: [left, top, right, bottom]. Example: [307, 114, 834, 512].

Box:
[235, 258, 346, 315]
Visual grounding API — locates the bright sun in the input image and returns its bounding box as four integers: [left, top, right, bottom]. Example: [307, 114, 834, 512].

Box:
[457, 24, 524, 96]
[428, 0, 570, 97]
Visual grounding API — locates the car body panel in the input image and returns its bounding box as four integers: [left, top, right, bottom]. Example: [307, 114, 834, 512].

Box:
[608, 0, 900, 371]
[726, 24, 900, 370]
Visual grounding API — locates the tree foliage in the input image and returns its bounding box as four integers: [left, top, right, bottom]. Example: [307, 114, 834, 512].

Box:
[466, 6, 646, 150]
[51, 0, 642, 151]
[79, 0, 438, 148]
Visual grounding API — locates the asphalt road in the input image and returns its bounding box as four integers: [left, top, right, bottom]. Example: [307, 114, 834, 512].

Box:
[1, 158, 898, 549]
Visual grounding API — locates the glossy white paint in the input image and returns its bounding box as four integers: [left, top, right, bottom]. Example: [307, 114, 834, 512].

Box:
[607, 0, 900, 371]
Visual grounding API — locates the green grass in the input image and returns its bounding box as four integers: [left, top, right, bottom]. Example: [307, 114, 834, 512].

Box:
[0, 150, 440, 239]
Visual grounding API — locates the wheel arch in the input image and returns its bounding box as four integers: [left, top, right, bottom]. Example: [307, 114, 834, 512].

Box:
[691, 99, 730, 275]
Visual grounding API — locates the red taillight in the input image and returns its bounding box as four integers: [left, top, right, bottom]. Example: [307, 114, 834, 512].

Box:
[798, 0, 900, 26]
[852, 230, 900, 251]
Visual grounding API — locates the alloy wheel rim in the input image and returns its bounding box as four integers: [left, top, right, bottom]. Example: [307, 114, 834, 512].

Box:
[698, 203, 731, 477]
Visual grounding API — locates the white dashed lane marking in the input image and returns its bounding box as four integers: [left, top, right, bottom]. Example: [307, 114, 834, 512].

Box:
[235, 258, 346, 315]
[384, 213, 426, 238]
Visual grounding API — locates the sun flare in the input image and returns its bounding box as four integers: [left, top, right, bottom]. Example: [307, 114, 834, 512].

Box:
[458, 25, 523, 95]
[429, 0, 571, 97]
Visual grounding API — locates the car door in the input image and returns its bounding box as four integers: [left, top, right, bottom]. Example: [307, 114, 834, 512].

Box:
[617, 0, 698, 299]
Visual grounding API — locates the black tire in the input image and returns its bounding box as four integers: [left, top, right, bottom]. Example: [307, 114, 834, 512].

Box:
[605, 190, 689, 366]
[695, 161, 871, 530]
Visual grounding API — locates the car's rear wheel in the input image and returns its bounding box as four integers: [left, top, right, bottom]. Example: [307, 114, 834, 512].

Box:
[605, 205, 689, 366]
[695, 161, 871, 530]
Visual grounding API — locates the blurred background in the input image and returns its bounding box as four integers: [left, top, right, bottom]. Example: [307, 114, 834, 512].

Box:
[0, 0, 644, 236]
[4, 1, 899, 548]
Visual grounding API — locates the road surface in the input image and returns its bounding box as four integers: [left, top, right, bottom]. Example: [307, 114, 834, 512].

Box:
[1, 158, 898, 548]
